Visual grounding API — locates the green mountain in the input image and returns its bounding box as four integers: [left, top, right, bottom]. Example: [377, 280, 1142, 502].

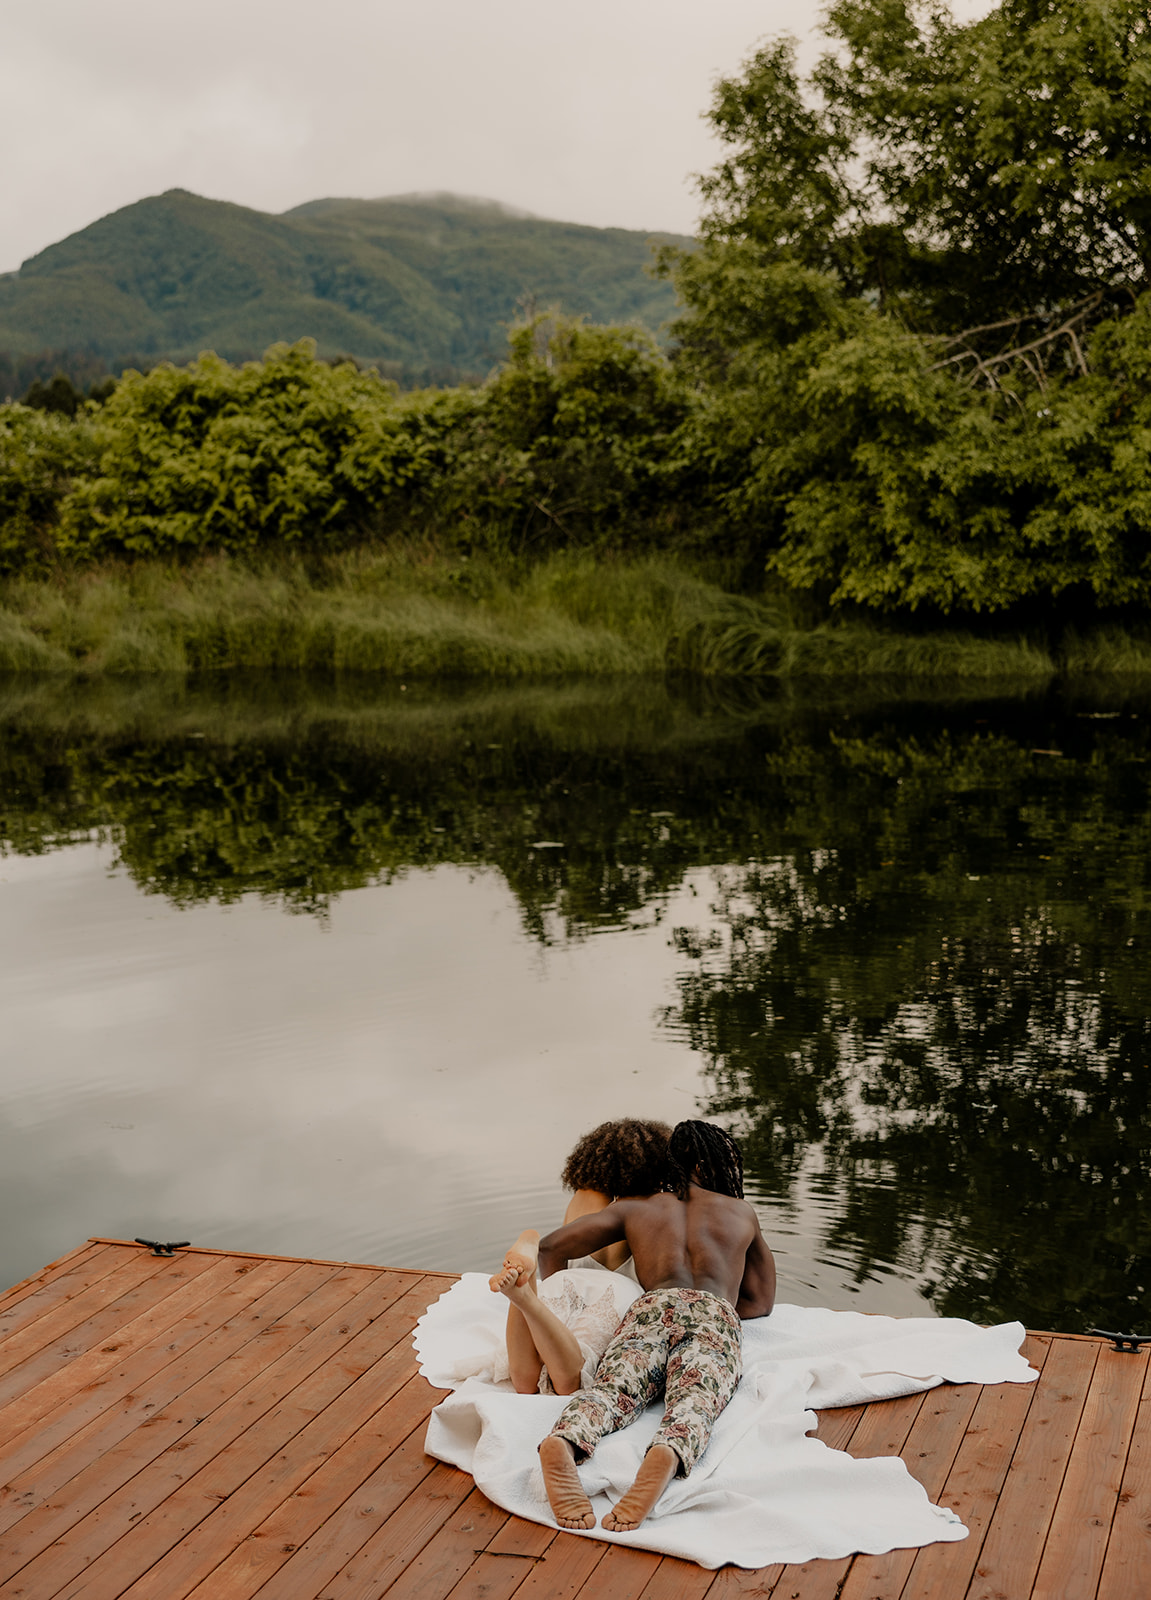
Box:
[0, 190, 688, 390]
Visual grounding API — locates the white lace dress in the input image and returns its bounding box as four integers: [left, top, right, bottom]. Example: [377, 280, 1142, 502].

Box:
[530, 1267, 642, 1393]
[440, 1266, 642, 1393]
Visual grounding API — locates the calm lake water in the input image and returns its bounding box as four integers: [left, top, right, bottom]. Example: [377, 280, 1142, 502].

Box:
[1, 674, 1148, 1334]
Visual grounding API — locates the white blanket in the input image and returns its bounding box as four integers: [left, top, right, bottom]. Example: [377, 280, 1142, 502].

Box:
[414, 1273, 1037, 1570]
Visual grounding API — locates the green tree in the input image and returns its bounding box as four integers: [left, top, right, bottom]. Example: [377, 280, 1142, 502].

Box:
[436, 315, 695, 552]
[23, 373, 84, 418]
[665, 1, 1151, 614]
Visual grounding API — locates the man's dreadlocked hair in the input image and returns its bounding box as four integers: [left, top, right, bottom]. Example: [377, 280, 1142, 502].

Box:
[666, 1121, 745, 1200]
[560, 1119, 672, 1199]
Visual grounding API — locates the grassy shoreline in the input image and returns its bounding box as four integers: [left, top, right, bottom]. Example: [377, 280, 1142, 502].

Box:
[1, 549, 1150, 679]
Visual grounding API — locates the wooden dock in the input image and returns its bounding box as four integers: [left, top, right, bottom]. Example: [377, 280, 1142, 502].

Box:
[0, 1239, 1146, 1600]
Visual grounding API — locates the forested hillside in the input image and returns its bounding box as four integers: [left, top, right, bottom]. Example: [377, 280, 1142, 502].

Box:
[4, 0, 1151, 671]
[0, 190, 684, 391]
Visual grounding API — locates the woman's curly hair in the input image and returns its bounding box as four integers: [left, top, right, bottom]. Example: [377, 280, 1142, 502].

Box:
[560, 1118, 672, 1198]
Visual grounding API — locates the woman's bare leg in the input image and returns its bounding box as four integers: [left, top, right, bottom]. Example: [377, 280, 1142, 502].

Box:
[490, 1229, 585, 1394]
[491, 1230, 544, 1392]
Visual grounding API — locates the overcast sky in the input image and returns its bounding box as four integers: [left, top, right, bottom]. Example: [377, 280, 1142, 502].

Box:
[3, 1, 992, 275]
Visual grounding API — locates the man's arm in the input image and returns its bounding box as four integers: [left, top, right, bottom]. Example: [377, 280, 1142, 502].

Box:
[537, 1202, 630, 1279]
[735, 1224, 776, 1319]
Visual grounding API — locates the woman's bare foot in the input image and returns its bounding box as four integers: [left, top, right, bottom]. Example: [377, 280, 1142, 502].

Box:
[489, 1229, 540, 1294]
[601, 1443, 679, 1532]
[539, 1434, 596, 1529]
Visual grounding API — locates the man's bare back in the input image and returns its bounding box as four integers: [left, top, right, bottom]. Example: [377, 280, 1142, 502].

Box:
[537, 1184, 776, 1318]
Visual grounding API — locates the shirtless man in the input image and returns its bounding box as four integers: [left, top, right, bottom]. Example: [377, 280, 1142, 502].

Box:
[526, 1120, 776, 1534]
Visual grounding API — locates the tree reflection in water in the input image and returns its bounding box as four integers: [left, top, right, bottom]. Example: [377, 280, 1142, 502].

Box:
[664, 727, 1151, 1332]
[0, 676, 1148, 1330]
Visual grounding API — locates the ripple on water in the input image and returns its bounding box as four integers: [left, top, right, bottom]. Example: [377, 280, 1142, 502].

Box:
[746, 1166, 941, 1319]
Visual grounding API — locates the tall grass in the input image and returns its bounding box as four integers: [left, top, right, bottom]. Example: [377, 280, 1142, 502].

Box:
[1060, 626, 1151, 675]
[0, 546, 1143, 679]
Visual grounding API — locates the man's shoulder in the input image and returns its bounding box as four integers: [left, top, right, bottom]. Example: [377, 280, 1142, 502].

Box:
[688, 1187, 757, 1223]
[708, 1192, 761, 1236]
[628, 1191, 681, 1212]
[700, 1188, 755, 1212]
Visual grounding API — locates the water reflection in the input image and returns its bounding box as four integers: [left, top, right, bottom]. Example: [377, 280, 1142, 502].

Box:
[0, 675, 1148, 1332]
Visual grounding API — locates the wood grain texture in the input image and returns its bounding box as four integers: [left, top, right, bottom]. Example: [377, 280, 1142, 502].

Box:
[1, 1242, 1143, 1600]
[0, 1245, 156, 1353]
[0, 1257, 301, 1497]
[900, 1334, 1050, 1600]
[0, 1241, 109, 1312]
[360, 1482, 509, 1600]
[566, 1543, 663, 1600]
[314, 1459, 476, 1600]
[1095, 1357, 1151, 1600]
[0, 1261, 334, 1541]
[966, 1334, 1099, 1600]
[1030, 1345, 1148, 1600]
[0, 1269, 420, 1597]
[250, 1420, 443, 1600]
[0, 1254, 257, 1438]
[37, 1275, 435, 1600]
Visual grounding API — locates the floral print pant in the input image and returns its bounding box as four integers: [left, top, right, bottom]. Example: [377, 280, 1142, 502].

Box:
[547, 1286, 742, 1477]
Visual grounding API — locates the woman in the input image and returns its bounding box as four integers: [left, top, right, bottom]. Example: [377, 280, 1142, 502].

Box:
[489, 1118, 670, 1394]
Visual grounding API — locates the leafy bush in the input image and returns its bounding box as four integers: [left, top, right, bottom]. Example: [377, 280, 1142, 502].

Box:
[0, 404, 99, 574]
[57, 342, 478, 558]
[49, 325, 694, 563]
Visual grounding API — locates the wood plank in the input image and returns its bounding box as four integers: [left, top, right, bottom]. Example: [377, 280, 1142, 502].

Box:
[178, 1372, 440, 1599]
[250, 1415, 446, 1600]
[836, 1381, 983, 1600]
[314, 1460, 478, 1599]
[0, 1252, 222, 1411]
[96, 1278, 438, 1600]
[1031, 1344, 1149, 1600]
[0, 1250, 182, 1386]
[633, 1554, 717, 1600]
[0, 1258, 304, 1509]
[968, 1336, 1102, 1600]
[899, 1335, 1050, 1600]
[356, 1481, 508, 1600]
[440, 1512, 556, 1600]
[569, 1545, 663, 1600]
[17, 1273, 433, 1600]
[0, 1240, 108, 1310]
[1096, 1357, 1151, 1600]
[0, 1266, 411, 1593]
[811, 1403, 867, 1453]
[0, 1244, 138, 1346]
[706, 1568, 781, 1600]
[503, 1522, 610, 1600]
[5, 1243, 1146, 1600]
[0, 1253, 260, 1441]
[0, 1262, 334, 1536]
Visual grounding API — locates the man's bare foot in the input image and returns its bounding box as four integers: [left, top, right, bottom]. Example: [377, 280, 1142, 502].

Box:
[601, 1443, 679, 1532]
[489, 1229, 540, 1295]
[539, 1434, 595, 1529]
